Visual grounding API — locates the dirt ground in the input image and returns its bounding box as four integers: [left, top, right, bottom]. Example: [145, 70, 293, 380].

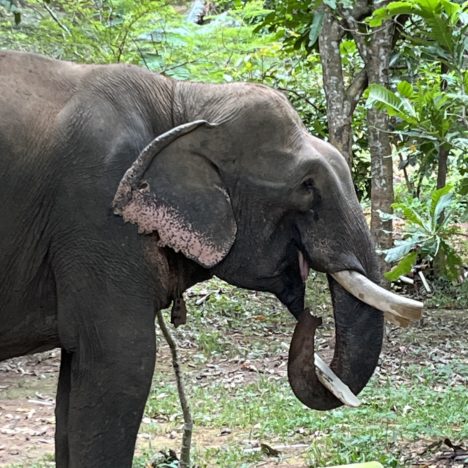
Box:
[0, 351, 58, 465]
[0, 309, 466, 467]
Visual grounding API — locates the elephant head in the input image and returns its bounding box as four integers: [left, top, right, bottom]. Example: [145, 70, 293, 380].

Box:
[113, 82, 422, 410]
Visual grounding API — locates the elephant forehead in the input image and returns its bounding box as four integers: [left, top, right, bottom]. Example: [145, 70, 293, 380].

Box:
[239, 150, 300, 183]
[228, 84, 304, 133]
[234, 133, 325, 182]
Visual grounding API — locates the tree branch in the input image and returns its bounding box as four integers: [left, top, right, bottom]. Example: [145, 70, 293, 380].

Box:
[156, 310, 192, 468]
[42, 2, 70, 35]
[277, 87, 322, 112]
[345, 67, 368, 114]
[339, 9, 369, 62]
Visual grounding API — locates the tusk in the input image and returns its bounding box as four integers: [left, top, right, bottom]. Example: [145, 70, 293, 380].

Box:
[314, 353, 361, 407]
[331, 270, 423, 327]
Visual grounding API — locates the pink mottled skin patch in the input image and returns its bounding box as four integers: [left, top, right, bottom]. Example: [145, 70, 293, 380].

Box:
[121, 189, 227, 268]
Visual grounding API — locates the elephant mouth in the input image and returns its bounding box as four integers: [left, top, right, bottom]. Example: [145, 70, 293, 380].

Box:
[285, 250, 423, 408]
[298, 251, 309, 283]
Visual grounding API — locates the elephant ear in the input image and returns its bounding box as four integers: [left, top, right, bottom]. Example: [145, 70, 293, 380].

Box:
[113, 121, 237, 268]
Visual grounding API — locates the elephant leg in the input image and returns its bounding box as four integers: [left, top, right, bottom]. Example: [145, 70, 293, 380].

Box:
[63, 322, 156, 468]
[55, 349, 72, 467]
[53, 265, 157, 467]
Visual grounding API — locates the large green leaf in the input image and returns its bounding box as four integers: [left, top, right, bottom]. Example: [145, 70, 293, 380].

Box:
[441, 0, 461, 23]
[384, 239, 418, 263]
[392, 202, 427, 228]
[439, 239, 464, 280]
[426, 14, 455, 52]
[366, 84, 402, 113]
[368, 2, 424, 27]
[308, 11, 324, 47]
[366, 84, 418, 121]
[397, 80, 414, 98]
[384, 251, 418, 281]
[430, 183, 454, 221]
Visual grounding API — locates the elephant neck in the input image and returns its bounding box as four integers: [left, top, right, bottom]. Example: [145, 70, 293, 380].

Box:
[172, 80, 233, 125]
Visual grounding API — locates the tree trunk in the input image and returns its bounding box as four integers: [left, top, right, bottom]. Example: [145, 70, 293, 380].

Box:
[319, 12, 353, 163]
[318, 8, 368, 175]
[437, 145, 449, 189]
[368, 107, 393, 259]
[318, 2, 395, 273]
[365, 15, 395, 273]
[339, 2, 395, 274]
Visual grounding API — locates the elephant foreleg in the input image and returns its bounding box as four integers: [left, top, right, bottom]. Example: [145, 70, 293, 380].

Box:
[62, 326, 156, 468]
[54, 267, 157, 466]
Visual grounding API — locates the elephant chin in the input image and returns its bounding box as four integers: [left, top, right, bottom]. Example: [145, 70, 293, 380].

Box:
[287, 275, 384, 411]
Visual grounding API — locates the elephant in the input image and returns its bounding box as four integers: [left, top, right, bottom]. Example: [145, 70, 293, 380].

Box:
[0, 50, 421, 467]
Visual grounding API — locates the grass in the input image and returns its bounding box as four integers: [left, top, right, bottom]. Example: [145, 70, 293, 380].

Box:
[138, 372, 468, 466]
[135, 275, 468, 467]
[141, 375, 467, 466]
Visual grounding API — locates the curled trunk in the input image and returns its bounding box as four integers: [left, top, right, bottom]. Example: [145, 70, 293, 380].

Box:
[288, 276, 384, 410]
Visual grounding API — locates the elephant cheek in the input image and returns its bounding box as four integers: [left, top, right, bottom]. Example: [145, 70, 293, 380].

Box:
[120, 191, 227, 268]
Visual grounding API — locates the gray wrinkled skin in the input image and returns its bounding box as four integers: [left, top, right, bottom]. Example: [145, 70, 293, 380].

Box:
[0, 51, 383, 468]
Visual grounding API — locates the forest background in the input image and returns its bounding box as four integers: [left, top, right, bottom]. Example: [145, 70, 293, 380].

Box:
[0, 1, 467, 467]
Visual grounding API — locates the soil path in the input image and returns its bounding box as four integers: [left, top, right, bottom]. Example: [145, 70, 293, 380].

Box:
[0, 351, 58, 466]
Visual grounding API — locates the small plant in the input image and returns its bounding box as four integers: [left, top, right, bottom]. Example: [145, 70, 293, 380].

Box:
[384, 184, 464, 282]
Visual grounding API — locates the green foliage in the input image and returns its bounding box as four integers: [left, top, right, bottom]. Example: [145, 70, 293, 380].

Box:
[367, 74, 467, 195]
[257, 0, 355, 51]
[369, 0, 467, 72]
[0, 0, 174, 63]
[367, 83, 418, 122]
[384, 184, 464, 281]
[256, 1, 320, 53]
[0, 0, 282, 83]
[367, 0, 468, 200]
[140, 4, 282, 83]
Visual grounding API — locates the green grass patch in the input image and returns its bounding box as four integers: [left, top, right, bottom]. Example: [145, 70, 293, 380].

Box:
[145, 363, 466, 466]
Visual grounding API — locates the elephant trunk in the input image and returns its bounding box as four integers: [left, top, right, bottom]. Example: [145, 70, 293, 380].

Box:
[288, 276, 384, 410]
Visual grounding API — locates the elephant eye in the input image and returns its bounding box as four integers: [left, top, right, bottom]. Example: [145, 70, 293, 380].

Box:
[302, 178, 315, 192]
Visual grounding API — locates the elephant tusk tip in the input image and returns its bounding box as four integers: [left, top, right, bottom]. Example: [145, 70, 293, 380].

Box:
[314, 353, 361, 408]
[332, 271, 424, 327]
